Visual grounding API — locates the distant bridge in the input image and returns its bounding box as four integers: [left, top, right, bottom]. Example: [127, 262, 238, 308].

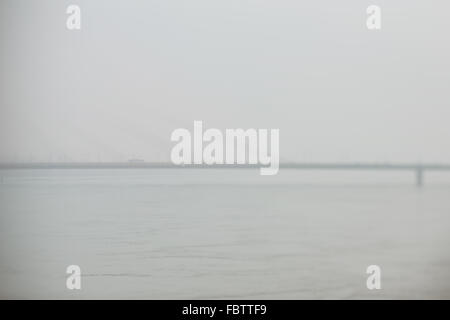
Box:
[281, 163, 450, 187]
[1, 162, 450, 187]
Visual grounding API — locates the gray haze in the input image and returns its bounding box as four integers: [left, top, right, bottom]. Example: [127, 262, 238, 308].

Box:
[1, 0, 450, 163]
[2, 1, 450, 300]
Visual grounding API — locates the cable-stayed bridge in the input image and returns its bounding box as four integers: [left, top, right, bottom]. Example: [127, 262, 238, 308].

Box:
[2, 162, 450, 186]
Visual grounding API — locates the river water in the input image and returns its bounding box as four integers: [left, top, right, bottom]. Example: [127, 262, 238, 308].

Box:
[1, 169, 449, 299]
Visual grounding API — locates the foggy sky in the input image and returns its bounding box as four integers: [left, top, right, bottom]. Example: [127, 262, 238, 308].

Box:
[1, 0, 449, 163]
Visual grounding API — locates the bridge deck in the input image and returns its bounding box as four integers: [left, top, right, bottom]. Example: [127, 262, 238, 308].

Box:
[1, 162, 450, 171]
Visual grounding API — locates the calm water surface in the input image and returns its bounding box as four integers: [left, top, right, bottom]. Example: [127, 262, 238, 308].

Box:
[1, 169, 450, 299]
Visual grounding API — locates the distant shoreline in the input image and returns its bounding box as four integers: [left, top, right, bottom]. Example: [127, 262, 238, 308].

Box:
[1, 162, 450, 171]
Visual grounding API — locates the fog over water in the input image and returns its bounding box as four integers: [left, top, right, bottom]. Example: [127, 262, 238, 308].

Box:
[1, 1, 450, 299]
[1, 1, 450, 163]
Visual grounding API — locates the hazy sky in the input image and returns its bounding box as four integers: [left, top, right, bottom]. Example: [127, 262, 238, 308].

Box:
[1, 0, 449, 163]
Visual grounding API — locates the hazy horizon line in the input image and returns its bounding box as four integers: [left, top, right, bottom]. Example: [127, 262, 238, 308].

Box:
[1, 161, 450, 170]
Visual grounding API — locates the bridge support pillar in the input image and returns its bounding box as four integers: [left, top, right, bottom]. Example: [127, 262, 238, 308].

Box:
[416, 168, 424, 187]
